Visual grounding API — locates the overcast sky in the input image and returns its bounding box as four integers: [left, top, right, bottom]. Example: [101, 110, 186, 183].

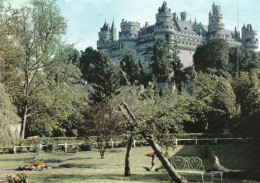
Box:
[4, 0, 260, 51]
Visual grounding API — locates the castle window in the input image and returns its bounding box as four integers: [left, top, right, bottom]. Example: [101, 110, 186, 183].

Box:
[167, 26, 169, 28]
[182, 42, 184, 44]
[134, 28, 135, 30]
[162, 26, 164, 28]
[211, 20, 213, 23]
[190, 43, 192, 45]
[190, 52, 192, 54]
[179, 41, 180, 43]
[217, 20, 219, 22]
[171, 26, 173, 29]
[184, 27, 187, 30]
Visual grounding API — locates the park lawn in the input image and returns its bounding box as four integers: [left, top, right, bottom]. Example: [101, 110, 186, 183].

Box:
[0, 145, 258, 183]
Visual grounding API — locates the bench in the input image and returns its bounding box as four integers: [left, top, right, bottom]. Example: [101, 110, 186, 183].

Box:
[169, 156, 205, 182]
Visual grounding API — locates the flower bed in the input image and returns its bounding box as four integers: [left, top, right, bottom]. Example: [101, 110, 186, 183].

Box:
[18, 161, 51, 171]
[5, 170, 30, 183]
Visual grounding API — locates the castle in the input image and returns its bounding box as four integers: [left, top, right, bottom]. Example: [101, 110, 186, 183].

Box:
[97, 1, 258, 73]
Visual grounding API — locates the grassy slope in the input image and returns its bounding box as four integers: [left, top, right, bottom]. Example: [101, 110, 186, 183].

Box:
[0, 145, 258, 183]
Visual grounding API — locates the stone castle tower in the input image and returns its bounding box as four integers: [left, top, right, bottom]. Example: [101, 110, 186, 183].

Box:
[242, 24, 258, 50]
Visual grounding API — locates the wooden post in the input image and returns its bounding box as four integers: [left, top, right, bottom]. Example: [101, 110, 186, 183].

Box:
[195, 138, 198, 145]
[111, 141, 114, 148]
[64, 142, 67, 152]
[13, 146, 16, 154]
[133, 140, 136, 147]
[175, 138, 178, 145]
[39, 144, 43, 151]
[214, 138, 217, 144]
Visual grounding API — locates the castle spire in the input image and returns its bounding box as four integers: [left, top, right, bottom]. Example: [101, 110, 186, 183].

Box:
[111, 19, 115, 29]
[158, 0, 170, 13]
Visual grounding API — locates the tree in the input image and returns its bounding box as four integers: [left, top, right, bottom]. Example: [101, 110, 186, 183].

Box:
[120, 47, 141, 85]
[79, 47, 99, 83]
[0, 83, 18, 146]
[230, 69, 260, 179]
[0, 0, 69, 139]
[228, 46, 260, 76]
[229, 69, 260, 137]
[165, 34, 184, 90]
[16, 0, 66, 139]
[23, 43, 87, 137]
[150, 38, 172, 81]
[113, 86, 204, 182]
[80, 102, 122, 159]
[68, 48, 81, 67]
[193, 38, 230, 77]
[90, 51, 121, 103]
[191, 73, 240, 133]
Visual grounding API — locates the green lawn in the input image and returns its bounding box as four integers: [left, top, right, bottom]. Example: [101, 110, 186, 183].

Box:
[0, 145, 258, 183]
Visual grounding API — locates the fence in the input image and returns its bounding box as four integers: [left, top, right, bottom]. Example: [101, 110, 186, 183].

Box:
[0, 137, 252, 154]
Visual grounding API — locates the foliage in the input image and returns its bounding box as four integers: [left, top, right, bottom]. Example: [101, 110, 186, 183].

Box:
[114, 87, 203, 149]
[191, 73, 240, 133]
[90, 51, 121, 103]
[0, 83, 18, 146]
[228, 46, 260, 76]
[229, 69, 260, 138]
[120, 47, 141, 85]
[193, 38, 230, 77]
[0, 1, 88, 138]
[150, 38, 172, 82]
[79, 102, 122, 158]
[0, 0, 68, 139]
[79, 47, 99, 83]
[165, 34, 184, 90]
[5, 170, 30, 183]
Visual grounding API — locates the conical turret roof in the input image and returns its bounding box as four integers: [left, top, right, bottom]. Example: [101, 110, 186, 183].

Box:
[158, 1, 170, 13]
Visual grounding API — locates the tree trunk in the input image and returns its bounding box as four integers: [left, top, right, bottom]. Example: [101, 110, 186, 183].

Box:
[145, 136, 188, 183]
[124, 136, 133, 176]
[151, 154, 156, 171]
[20, 106, 28, 139]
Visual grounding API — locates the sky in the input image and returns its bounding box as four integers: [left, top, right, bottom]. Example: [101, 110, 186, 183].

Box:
[4, 0, 260, 51]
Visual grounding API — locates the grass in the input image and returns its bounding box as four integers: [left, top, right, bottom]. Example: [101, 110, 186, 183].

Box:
[0, 145, 259, 183]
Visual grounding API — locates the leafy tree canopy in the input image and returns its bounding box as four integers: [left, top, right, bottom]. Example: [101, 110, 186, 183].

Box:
[193, 38, 230, 77]
[120, 47, 141, 85]
[79, 47, 99, 83]
[90, 51, 121, 103]
[191, 73, 240, 133]
[0, 83, 18, 146]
